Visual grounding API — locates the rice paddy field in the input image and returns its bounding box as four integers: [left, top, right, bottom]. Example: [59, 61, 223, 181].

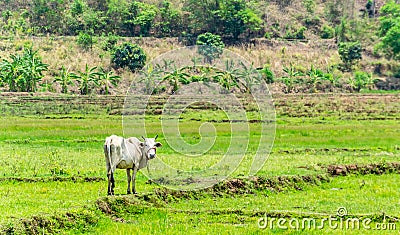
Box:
[0, 93, 399, 234]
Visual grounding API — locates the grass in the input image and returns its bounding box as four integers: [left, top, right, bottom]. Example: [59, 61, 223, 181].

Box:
[1, 115, 398, 179]
[0, 93, 399, 234]
[89, 174, 400, 235]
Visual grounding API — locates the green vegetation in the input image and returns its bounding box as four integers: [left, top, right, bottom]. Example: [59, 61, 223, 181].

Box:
[0, 0, 399, 233]
[111, 42, 146, 72]
[0, 47, 48, 92]
[196, 32, 225, 63]
[0, 1, 399, 94]
[376, 0, 400, 59]
[0, 93, 399, 233]
[338, 41, 363, 71]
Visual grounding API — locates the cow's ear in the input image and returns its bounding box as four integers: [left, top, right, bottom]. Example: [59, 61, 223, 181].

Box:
[155, 142, 162, 147]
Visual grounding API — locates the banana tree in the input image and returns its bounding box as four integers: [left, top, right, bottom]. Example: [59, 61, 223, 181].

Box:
[213, 60, 240, 92]
[280, 64, 304, 93]
[71, 64, 99, 95]
[54, 66, 74, 94]
[97, 68, 121, 95]
[139, 64, 162, 95]
[237, 61, 260, 93]
[163, 64, 190, 93]
[306, 65, 325, 92]
[22, 48, 48, 92]
[0, 47, 48, 92]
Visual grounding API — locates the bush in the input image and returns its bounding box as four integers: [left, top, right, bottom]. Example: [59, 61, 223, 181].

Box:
[196, 32, 225, 63]
[338, 41, 362, 71]
[101, 33, 119, 51]
[350, 71, 374, 92]
[259, 65, 275, 84]
[76, 31, 94, 50]
[0, 47, 48, 92]
[320, 24, 335, 39]
[284, 26, 307, 40]
[111, 43, 147, 72]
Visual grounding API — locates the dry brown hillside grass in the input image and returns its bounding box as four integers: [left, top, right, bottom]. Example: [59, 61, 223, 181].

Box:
[0, 35, 397, 94]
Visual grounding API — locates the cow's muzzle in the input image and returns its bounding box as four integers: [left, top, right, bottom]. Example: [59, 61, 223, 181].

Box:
[147, 147, 157, 160]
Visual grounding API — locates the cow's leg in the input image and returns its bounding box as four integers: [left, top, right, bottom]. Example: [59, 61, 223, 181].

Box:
[126, 168, 132, 194]
[132, 167, 138, 194]
[107, 172, 115, 196]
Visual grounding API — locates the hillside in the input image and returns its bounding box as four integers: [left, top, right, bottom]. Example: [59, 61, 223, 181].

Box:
[0, 0, 399, 95]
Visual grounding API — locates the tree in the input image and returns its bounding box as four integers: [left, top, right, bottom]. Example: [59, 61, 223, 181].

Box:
[184, 0, 262, 40]
[380, 24, 400, 59]
[0, 47, 48, 92]
[123, 1, 157, 36]
[111, 43, 147, 72]
[54, 66, 74, 94]
[196, 32, 225, 63]
[162, 65, 190, 93]
[30, 0, 64, 34]
[280, 64, 304, 93]
[213, 60, 240, 91]
[338, 41, 362, 71]
[154, 1, 182, 37]
[215, 0, 262, 40]
[376, 1, 400, 59]
[97, 68, 121, 95]
[71, 64, 99, 95]
[139, 65, 162, 94]
[237, 62, 260, 93]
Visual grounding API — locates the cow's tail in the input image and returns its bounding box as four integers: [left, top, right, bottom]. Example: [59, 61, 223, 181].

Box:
[105, 138, 113, 175]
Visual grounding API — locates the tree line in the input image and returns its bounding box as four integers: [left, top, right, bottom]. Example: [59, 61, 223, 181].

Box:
[0, 0, 262, 41]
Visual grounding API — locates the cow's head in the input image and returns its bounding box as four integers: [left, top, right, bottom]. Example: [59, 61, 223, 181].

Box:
[141, 135, 162, 160]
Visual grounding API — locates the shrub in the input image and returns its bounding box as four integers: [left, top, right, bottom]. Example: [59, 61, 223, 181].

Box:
[320, 24, 335, 39]
[101, 33, 119, 52]
[338, 41, 362, 71]
[303, 0, 316, 14]
[196, 32, 225, 63]
[259, 65, 275, 84]
[0, 47, 48, 92]
[350, 71, 375, 92]
[76, 31, 94, 50]
[284, 26, 307, 40]
[111, 43, 147, 72]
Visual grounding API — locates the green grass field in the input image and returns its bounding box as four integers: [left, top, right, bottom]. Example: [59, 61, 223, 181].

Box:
[0, 94, 399, 234]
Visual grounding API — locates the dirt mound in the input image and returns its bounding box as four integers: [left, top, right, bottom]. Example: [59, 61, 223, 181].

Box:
[327, 162, 400, 176]
[0, 176, 104, 183]
[0, 209, 98, 235]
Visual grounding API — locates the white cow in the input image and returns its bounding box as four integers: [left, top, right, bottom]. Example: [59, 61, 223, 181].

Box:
[104, 134, 162, 195]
